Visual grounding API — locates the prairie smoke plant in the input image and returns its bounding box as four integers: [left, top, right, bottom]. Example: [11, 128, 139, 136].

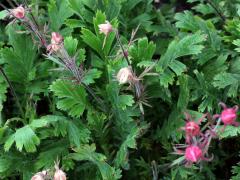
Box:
[3, 3, 87, 84]
[2, 1, 107, 112]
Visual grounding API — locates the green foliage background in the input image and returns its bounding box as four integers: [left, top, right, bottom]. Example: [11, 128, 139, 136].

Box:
[1, 0, 240, 179]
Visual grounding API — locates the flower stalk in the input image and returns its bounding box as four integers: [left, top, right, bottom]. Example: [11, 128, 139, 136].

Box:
[0, 66, 24, 118]
[205, 0, 225, 22]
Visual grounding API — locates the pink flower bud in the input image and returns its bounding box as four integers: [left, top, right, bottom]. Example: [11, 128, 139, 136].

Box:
[185, 145, 202, 162]
[185, 121, 200, 136]
[47, 32, 63, 53]
[51, 32, 63, 44]
[98, 21, 113, 36]
[54, 169, 66, 180]
[123, 50, 129, 58]
[12, 6, 25, 19]
[221, 107, 238, 125]
[116, 67, 133, 84]
[47, 44, 61, 53]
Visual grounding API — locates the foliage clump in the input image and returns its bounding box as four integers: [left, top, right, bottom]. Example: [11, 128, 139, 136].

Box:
[1, 0, 240, 179]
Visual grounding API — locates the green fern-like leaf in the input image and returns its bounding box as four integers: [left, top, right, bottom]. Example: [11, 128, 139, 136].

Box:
[35, 140, 69, 169]
[129, 37, 156, 63]
[1, 26, 37, 84]
[64, 36, 78, 56]
[68, 120, 91, 147]
[81, 28, 103, 58]
[213, 73, 238, 89]
[233, 39, 240, 53]
[30, 115, 90, 147]
[4, 125, 40, 152]
[231, 162, 240, 180]
[175, 10, 221, 51]
[177, 75, 189, 110]
[50, 79, 87, 118]
[81, 11, 117, 58]
[82, 69, 102, 85]
[0, 10, 7, 20]
[0, 157, 11, 173]
[157, 32, 206, 71]
[48, 0, 73, 31]
[156, 32, 206, 87]
[219, 126, 240, 139]
[114, 123, 149, 169]
[118, 95, 134, 110]
[106, 82, 139, 139]
[0, 75, 7, 112]
[69, 144, 122, 180]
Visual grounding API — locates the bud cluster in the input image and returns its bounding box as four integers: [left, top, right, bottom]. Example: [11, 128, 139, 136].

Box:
[173, 102, 239, 167]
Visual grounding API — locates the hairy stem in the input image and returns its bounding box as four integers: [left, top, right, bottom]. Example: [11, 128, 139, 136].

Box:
[23, 0, 40, 29]
[115, 29, 131, 65]
[0, 67, 24, 117]
[204, 117, 222, 154]
[205, 0, 225, 22]
[6, 0, 15, 8]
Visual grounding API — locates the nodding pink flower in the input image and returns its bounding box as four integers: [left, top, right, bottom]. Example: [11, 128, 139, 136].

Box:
[214, 102, 239, 126]
[181, 113, 206, 144]
[221, 106, 238, 125]
[98, 21, 113, 36]
[12, 6, 25, 19]
[51, 32, 63, 44]
[185, 121, 200, 137]
[173, 143, 213, 167]
[185, 145, 202, 162]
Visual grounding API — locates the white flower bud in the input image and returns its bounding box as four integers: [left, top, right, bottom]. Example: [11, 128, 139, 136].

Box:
[116, 67, 133, 84]
[31, 170, 48, 180]
[31, 175, 44, 180]
[98, 21, 113, 36]
[54, 169, 66, 180]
